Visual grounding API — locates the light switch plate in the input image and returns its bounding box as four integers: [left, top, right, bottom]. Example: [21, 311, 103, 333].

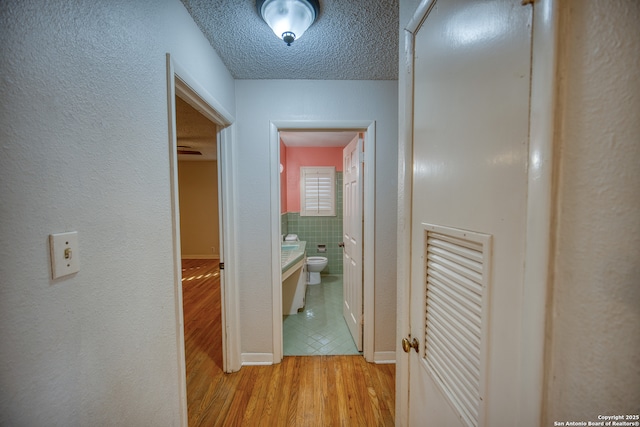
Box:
[49, 231, 80, 279]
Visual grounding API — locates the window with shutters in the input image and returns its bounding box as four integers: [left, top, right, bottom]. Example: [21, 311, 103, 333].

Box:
[300, 166, 336, 216]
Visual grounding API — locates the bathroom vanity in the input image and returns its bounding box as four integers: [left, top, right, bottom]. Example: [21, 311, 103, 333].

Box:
[281, 241, 307, 315]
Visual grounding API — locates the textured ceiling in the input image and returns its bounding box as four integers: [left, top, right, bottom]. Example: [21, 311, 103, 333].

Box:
[180, 0, 399, 80]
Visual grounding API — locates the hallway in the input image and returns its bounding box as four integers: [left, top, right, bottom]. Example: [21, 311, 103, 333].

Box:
[182, 260, 395, 426]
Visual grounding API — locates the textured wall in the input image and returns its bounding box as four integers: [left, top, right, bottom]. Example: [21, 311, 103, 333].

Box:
[545, 0, 640, 420]
[235, 80, 398, 356]
[0, 0, 235, 425]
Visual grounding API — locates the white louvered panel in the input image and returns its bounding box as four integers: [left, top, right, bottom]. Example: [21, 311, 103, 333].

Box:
[427, 320, 480, 383]
[422, 223, 492, 427]
[300, 167, 335, 216]
[426, 303, 481, 366]
[426, 298, 480, 362]
[428, 256, 481, 321]
[304, 176, 331, 210]
[426, 299, 481, 394]
[428, 286, 481, 353]
[428, 270, 481, 322]
[427, 338, 479, 422]
[427, 302, 480, 375]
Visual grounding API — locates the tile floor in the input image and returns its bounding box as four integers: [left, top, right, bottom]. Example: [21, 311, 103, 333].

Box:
[283, 274, 361, 356]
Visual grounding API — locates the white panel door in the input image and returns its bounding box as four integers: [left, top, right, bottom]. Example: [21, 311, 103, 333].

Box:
[408, 0, 532, 425]
[343, 135, 363, 351]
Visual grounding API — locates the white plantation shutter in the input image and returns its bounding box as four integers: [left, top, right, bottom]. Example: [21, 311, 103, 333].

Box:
[300, 167, 335, 216]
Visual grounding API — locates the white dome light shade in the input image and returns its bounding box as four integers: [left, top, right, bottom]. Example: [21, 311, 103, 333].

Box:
[258, 0, 319, 45]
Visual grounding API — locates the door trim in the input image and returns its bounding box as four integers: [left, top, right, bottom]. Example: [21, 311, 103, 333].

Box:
[166, 53, 240, 425]
[519, 0, 559, 422]
[270, 120, 376, 363]
[395, 1, 558, 425]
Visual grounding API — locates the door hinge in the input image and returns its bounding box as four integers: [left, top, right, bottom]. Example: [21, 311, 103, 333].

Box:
[219, 262, 225, 270]
[359, 151, 365, 163]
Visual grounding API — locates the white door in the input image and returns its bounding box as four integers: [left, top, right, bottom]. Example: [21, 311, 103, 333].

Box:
[406, 0, 533, 425]
[343, 135, 363, 351]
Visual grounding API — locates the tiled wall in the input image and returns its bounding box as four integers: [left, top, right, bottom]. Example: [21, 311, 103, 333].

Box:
[283, 172, 343, 274]
[281, 212, 289, 237]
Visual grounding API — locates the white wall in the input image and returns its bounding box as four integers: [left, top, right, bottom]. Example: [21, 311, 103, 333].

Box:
[0, 0, 235, 425]
[234, 80, 398, 356]
[545, 0, 640, 420]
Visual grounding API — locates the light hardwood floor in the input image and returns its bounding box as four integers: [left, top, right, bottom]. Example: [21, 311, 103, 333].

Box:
[182, 259, 395, 426]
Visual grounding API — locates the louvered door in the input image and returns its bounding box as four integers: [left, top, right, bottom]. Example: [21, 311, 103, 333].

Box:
[407, 0, 532, 425]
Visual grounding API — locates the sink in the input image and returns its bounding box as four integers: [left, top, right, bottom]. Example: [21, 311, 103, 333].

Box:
[281, 241, 306, 274]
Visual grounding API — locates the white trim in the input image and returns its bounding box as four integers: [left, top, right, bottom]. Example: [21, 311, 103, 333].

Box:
[518, 1, 558, 425]
[373, 351, 396, 365]
[270, 122, 283, 363]
[362, 124, 376, 362]
[241, 353, 275, 366]
[165, 54, 188, 427]
[395, 13, 421, 426]
[270, 120, 376, 363]
[166, 54, 241, 427]
[217, 125, 242, 373]
[395, 3, 438, 422]
[173, 65, 241, 374]
[395, 1, 557, 425]
[171, 60, 233, 126]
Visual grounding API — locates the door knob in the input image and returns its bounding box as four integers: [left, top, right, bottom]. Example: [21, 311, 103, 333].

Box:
[401, 336, 419, 353]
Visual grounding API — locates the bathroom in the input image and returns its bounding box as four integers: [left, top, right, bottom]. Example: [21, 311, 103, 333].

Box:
[279, 130, 361, 356]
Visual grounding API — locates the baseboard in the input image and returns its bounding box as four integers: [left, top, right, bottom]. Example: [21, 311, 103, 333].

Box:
[181, 254, 220, 260]
[241, 353, 274, 366]
[373, 351, 396, 364]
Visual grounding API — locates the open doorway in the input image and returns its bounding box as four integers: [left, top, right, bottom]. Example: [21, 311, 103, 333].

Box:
[269, 120, 377, 364]
[166, 54, 240, 424]
[174, 96, 223, 406]
[279, 131, 362, 356]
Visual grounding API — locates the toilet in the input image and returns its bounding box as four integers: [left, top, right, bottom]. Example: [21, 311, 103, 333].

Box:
[306, 256, 328, 285]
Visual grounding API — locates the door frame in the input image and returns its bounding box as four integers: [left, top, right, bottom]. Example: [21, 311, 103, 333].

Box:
[270, 120, 376, 363]
[166, 54, 241, 424]
[395, 0, 559, 425]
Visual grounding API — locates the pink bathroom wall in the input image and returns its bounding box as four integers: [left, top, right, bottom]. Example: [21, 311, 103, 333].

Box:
[285, 146, 343, 213]
[280, 139, 287, 213]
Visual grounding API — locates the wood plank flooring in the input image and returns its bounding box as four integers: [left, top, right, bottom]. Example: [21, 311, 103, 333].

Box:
[182, 259, 395, 426]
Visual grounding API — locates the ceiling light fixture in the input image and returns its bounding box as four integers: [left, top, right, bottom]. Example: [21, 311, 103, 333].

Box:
[257, 0, 319, 46]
